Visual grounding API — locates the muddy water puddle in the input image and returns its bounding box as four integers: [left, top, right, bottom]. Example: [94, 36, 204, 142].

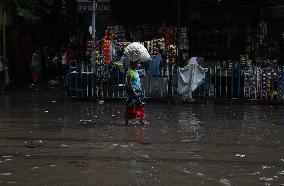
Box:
[0, 88, 284, 185]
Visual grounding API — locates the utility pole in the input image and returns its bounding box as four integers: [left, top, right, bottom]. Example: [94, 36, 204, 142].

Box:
[91, 0, 96, 54]
[177, 0, 181, 66]
[2, 0, 6, 58]
[92, 0, 96, 40]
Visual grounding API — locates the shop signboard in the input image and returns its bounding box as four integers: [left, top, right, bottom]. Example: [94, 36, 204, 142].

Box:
[97, 1, 111, 14]
[77, 0, 111, 14]
[77, 0, 93, 13]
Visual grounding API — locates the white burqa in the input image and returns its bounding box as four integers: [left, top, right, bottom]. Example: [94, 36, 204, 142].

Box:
[177, 64, 205, 99]
[188, 57, 198, 65]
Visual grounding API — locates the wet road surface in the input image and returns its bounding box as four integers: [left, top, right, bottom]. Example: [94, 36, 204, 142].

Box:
[0, 86, 284, 185]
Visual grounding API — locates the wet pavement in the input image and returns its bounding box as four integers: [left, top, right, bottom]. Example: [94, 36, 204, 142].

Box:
[0, 85, 284, 185]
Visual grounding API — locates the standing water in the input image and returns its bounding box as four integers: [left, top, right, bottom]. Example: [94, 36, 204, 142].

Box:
[0, 87, 283, 185]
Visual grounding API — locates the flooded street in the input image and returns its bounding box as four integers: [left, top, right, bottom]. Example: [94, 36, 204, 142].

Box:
[0, 86, 284, 186]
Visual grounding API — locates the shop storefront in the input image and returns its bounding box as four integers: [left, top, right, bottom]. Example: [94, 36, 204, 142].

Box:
[67, 0, 284, 101]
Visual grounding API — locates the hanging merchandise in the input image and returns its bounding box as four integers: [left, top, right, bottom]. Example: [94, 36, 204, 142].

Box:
[117, 26, 127, 42]
[272, 68, 279, 99]
[257, 66, 283, 100]
[104, 26, 127, 42]
[153, 38, 166, 53]
[282, 67, 284, 100]
[86, 39, 94, 57]
[276, 67, 282, 100]
[157, 38, 166, 51]
[149, 40, 154, 54]
[92, 41, 103, 64]
[119, 42, 132, 50]
[104, 26, 127, 62]
[90, 40, 103, 65]
[267, 68, 272, 99]
[255, 58, 275, 67]
[261, 69, 267, 99]
[244, 69, 249, 99]
[244, 67, 257, 99]
[240, 55, 249, 68]
[148, 53, 163, 76]
[91, 50, 103, 65]
[113, 61, 124, 69]
[103, 39, 112, 65]
[143, 38, 166, 55]
[100, 25, 182, 70]
[166, 45, 178, 64]
[145, 40, 152, 54]
[256, 67, 262, 99]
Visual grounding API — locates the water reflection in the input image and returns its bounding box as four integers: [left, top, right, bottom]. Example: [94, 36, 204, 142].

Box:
[177, 109, 201, 133]
[128, 127, 145, 142]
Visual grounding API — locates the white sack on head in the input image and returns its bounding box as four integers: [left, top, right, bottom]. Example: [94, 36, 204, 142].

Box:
[124, 42, 150, 62]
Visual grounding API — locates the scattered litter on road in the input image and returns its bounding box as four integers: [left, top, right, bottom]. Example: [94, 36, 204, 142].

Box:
[250, 172, 260, 176]
[183, 170, 191, 174]
[196, 173, 205, 177]
[79, 119, 92, 122]
[235, 154, 246, 158]
[219, 179, 231, 186]
[141, 155, 150, 159]
[120, 145, 128, 148]
[259, 177, 273, 181]
[76, 160, 89, 167]
[25, 140, 43, 148]
[262, 165, 270, 169]
[0, 173, 11, 176]
[1, 156, 12, 158]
